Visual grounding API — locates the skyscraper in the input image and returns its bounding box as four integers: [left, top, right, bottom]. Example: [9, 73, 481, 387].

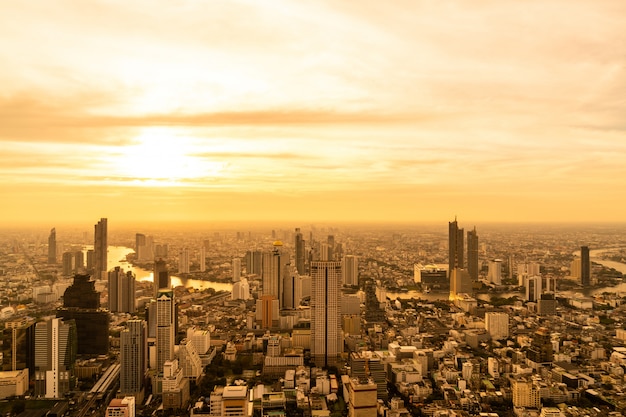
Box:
[295, 228, 305, 275]
[262, 242, 289, 307]
[232, 258, 241, 282]
[34, 317, 77, 398]
[120, 319, 147, 396]
[1, 317, 36, 375]
[581, 246, 590, 287]
[153, 259, 170, 297]
[94, 218, 108, 279]
[57, 274, 109, 355]
[342, 255, 359, 287]
[48, 228, 57, 264]
[156, 289, 175, 373]
[178, 248, 190, 274]
[467, 227, 479, 282]
[108, 266, 136, 313]
[310, 261, 342, 368]
[448, 218, 464, 278]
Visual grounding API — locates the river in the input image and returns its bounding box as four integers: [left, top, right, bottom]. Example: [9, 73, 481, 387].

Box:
[105, 246, 232, 292]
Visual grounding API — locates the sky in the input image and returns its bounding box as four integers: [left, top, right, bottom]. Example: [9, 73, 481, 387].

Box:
[1, 0, 625, 227]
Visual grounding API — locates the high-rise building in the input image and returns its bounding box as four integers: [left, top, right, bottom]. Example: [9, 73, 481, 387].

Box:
[178, 248, 190, 274]
[527, 327, 553, 364]
[581, 246, 590, 287]
[199, 246, 206, 272]
[512, 378, 540, 408]
[1, 317, 36, 376]
[74, 250, 84, 271]
[57, 274, 109, 355]
[120, 320, 147, 396]
[48, 228, 57, 264]
[245, 250, 263, 276]
[342, 255, 359, 287]
[156, 289, 175, 373]
[262, 242, 289, 307]
[153, 259, 170, 297]
[450, 268, 472, 300]
[178, 339, 203, 380]
[448, 218, 464, 278]
[485, 312, 509, 340]
[94, 218, 108, 279]
[295, 228, 305, 275]
[34, 317, 76, 398]
[310, 261, 342, 368]
[135, 233, 153, 262]
[108, 266, 136, 314]
[62, 252, 74, 276]
[232, 258, 241, 282]
[467, 227, 479, 282]
[487, 259, 503, 285]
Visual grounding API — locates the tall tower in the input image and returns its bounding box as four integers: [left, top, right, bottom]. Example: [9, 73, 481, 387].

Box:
[467, 227, 479, 282]
[178, 248, 190, 274]
[199, 246, 206, 272]
[48, 228, 57, 264]
[448, 218, 464, 278]
[295, 228, 305, 275]
[581, 246, 590, 287]
[120, 319, 147, 396]
[34, 318, 76, 399]
[153, 259, 170, 297]
[232, 258, 241, 282]
[342, 255, 359, 287]
[310, 261, 342, 368]
[94, 218, 108, 279]
[1, 317, 36, 375]
[156, 289, 175, 373]
[108, 266, 136, 314]
[262, 242, 288, 307]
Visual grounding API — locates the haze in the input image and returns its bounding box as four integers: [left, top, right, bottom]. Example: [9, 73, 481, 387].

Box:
[1, 1, 625, 226]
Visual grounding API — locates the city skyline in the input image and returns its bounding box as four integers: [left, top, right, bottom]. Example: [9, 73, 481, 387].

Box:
[1, 1, 625, 226]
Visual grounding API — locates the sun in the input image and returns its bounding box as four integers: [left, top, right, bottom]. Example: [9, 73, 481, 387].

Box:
[115, 128, 223, 184]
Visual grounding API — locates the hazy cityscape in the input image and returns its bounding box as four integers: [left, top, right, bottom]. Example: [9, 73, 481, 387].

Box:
[1, 219, 626, 417]
[2, 1, 626, 417]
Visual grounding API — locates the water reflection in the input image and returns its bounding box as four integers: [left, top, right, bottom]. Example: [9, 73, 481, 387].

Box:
[105, 246, 232, 292]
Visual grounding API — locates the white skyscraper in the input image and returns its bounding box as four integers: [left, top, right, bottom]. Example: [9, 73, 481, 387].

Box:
[342, 255, 359, 286]
[487, 259, 503, 285]
[34, 318, 75, 398]
[311, 261, 342, 367]
[156, 289, 175, 373]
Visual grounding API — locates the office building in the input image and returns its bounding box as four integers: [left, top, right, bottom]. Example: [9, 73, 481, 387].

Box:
[1, 317, 36, 376]
[311, 261, 342, 368]
[120, 320, 147, 396]
[512, 378, 540, 408]
[527, 327, 553, 365]
[178, 338, 203, 380]
[467, 227, 479, 282]
[487, 259, 503, 285]
[448, 218, 464, 278]
[262, 242, 289, 307]
[108, 266, 136, 313]
[450, 268, 472, 300]
[57, 274, 109, 355]
[74, 250, 84, 271]
[106, 397, 136, 417]
[245, 250, 263, 276]
[34, 317, 76, 399]
[62, 252, 74, 276]
[347, 377, 377, 417]
[199, 246, 206, 272]
[178, 248, 190, 274]
[135, 233, 153, 262]
[186, 327, 211, 355]
[485, 312, 509, 340]
[154, 259, 170, 297]
[48, 228, 57, 264]
[342, 255, 359, 287]
[94, 218, 108, 279]
[156, 289, 175, 373]
[295, 228, 305, 275]
[581, 245, 590, 286]
[232, 258, 241, 282]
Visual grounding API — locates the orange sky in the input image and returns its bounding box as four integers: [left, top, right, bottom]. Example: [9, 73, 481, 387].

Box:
[1, 1, 625, 226]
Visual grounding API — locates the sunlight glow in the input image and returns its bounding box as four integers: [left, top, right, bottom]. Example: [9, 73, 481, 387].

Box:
[115, 128, 225, 184]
